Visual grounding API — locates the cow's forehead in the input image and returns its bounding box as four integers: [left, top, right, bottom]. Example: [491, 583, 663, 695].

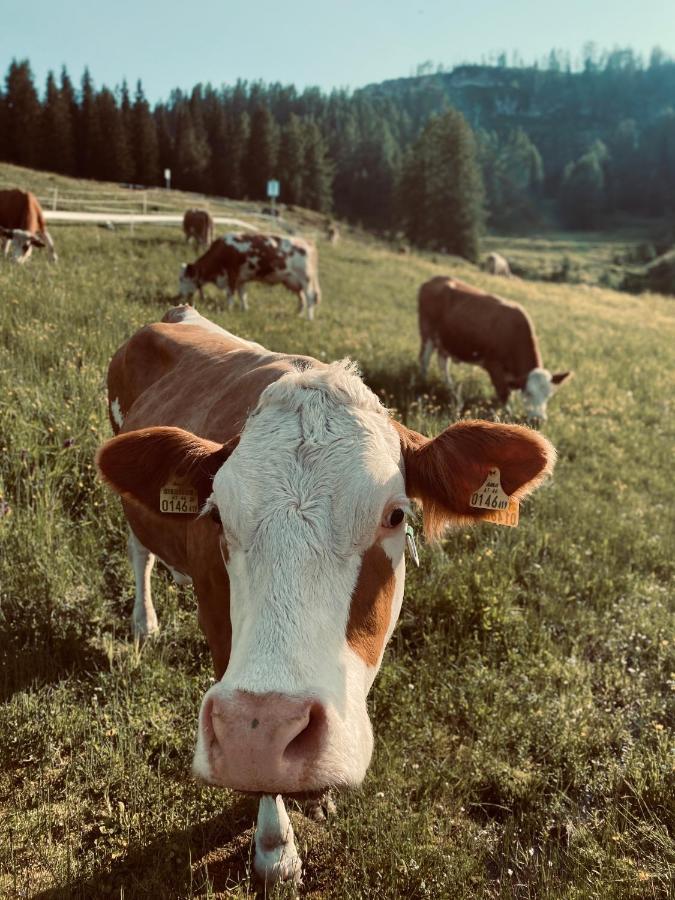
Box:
[211, 364, 403, 548]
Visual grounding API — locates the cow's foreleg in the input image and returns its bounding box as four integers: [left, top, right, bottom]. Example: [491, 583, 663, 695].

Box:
[38, 230, 58, 263]
[297, 290, 308, 317]
[238, 287, 249, 311]
[438, 353, 454, 389]
[127, 529, 159, 637]
[419, 338, 434, 381]
[486, 362, 511, 406]
[254, 795, 302, 886]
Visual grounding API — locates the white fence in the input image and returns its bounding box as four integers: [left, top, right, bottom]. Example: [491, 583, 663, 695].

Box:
[0, 179, 266, 227]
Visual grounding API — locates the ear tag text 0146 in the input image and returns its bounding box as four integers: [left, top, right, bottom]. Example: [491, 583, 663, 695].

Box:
[470, 467, 519, 528]
[405, 523, 420, 566]
[159, 483, 199, 514]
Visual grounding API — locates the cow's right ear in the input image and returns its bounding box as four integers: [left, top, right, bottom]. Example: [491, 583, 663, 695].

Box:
[96, 426, 238, 515]
[30, 235, 46, 248]
[0, 226, 13, 239]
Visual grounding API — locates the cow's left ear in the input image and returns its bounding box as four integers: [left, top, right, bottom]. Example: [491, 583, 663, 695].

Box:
[0, 226, 13, 239]
[96, 426, 238, 515]
[30, 235, 46, 248]
[393, 419, 555, 538]
[551, 371, 572, 386]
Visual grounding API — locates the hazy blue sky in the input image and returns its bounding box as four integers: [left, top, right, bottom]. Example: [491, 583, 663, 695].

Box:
[2, 0, 673, 100]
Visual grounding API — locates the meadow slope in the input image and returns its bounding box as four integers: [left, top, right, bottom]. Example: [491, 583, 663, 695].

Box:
[0, 214, 673, 899]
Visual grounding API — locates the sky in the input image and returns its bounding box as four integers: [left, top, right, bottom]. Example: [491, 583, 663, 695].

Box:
[2, 0, 674, 101]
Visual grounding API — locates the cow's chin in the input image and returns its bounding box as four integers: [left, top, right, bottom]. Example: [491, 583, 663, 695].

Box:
[191, 701, 374, 795]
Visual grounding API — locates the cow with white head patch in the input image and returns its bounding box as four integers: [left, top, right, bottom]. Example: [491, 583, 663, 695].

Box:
[178, 233, 321, 320]
[97, 306, 555, 883]
[418, 276, 572, 420]
[0, 226, 45, 263]
[0, 189, 57, 263]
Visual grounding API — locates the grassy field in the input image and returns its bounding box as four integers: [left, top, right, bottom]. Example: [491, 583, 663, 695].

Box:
[0, 197, 674, 898]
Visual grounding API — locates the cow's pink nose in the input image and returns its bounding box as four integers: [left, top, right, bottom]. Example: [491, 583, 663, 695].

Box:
[203, 690, 327, 792]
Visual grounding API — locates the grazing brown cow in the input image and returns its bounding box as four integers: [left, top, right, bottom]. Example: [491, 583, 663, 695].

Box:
[97, 305, 555, 883]
[0, 189, 57, 263]
[179, 233, 321, 319]
[418, 276, 571, 420]
[485, 252, 512, 277]
[182, 208, 213, 249]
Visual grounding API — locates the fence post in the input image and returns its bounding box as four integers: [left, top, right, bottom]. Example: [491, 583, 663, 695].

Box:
[142, 192, 147, 215]
[52, 188, 58, 211]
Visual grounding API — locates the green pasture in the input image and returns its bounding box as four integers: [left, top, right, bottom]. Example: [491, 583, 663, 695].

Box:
[0, 214, 673, 898]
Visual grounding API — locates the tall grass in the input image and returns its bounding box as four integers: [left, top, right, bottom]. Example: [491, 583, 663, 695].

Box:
[1, 217, 673, 898]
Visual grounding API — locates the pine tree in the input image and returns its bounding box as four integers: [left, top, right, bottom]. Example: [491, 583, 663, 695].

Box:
[277, 115, 305, 205]
[245, 105, 279, 199]
[4, 60, 41, 166]
[478, 127, 543, 227]
[223, 111, 250, 198]
[202, 89, 229, 196]
[173, 103, 211, 192]
[559, 143, 607, 228]
[78, 69, 103, 178]
[131, 81, 159, 185]
[154, 105, 174, 184]
[95, 87, 133, 182]
[301, 121, 333, 212]
[59, 68, 78, 174]
[40, 71, 75, 174]
[398, 109, 484, 260]
[343, 123, 401, 229]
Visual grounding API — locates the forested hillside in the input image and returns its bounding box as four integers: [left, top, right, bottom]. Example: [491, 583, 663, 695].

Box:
[1, 49, 674, 242]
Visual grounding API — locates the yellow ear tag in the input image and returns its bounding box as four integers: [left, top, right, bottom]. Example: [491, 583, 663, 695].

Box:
[159, 483, 199, 514]
[470, 467, 519, 528]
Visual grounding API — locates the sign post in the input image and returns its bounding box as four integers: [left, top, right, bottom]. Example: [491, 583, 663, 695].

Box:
[164, 168, 171, 191]
[266, 178, 280, 215]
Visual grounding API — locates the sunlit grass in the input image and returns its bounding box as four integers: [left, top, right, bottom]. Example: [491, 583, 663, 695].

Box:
[1, 211, 674, 898]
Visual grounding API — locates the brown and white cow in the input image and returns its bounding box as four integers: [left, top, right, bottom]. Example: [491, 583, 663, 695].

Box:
[419, 276, 572, 420]
[178, 233, 321, 320]
[0, 188, 57, 263]
[182, 208, 213, 249]
[96, 305, 555, 883]
[485, 252, 512, 277]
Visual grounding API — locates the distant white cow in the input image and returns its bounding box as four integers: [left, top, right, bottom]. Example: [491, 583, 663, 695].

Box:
[485, 252, 512, 277]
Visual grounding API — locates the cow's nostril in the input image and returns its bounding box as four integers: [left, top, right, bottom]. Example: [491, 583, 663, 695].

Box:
[284, 701, 326, 761]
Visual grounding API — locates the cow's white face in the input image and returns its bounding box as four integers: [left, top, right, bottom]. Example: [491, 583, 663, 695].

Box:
[178, 263, 198, 297]
[522, 368, 572, 421]
[1, 228, 43, 263]
[522, 368, 555, 420]
[192, 363, 407, 792]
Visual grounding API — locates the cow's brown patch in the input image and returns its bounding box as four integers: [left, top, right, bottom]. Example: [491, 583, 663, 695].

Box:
[346, 545, 396, 667]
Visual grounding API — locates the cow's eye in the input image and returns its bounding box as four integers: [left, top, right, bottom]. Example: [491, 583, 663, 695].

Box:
[383, 507, 405, 528]
[209, 506, 222, 526]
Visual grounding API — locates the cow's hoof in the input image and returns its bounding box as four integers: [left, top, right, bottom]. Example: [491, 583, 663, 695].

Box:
[131, 614, 159, 639]
[254, 848, 302, 887]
